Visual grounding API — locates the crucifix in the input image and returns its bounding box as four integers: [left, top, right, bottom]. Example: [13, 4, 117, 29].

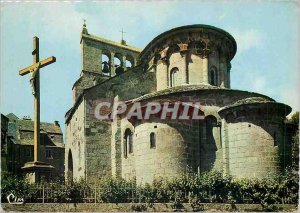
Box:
[19, 37, 56, 162]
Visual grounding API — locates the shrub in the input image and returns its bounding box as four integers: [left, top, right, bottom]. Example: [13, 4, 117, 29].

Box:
[97, 177, 136, 203]
[1, 170, 298, 204]
[1, 172, 37, 203]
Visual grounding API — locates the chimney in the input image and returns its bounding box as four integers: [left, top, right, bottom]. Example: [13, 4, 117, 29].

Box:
[54, 121, 60, 127]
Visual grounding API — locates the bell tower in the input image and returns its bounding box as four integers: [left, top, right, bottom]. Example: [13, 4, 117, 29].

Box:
[80, 21, 141, 76]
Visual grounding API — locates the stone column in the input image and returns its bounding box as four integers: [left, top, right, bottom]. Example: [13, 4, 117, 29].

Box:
[110, 52, 115, 77]
[122, 55, 126, 71]
[165, 61, 169, 88]
[202, 55, 209, 84]
[99, 49, 102, 74]
[221, 119, 230, 176]
[181, 53, 188, 85]
[219, 58, 226, 88]
[227, 62, 231, 88]
[185, 51, 191, 84]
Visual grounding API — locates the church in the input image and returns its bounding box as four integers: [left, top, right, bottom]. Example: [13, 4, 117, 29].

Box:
[65, 22, 292, 184]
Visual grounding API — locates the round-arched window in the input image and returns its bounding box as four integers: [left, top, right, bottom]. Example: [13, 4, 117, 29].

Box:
[150, 132, 156, 149]
[170, 67, 179, 87]
[209, 67, 218, 86]
[124, 128, 133, 158]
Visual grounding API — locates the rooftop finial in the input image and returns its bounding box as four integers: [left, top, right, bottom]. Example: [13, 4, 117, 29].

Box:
[82, 18, 88, 34]
[120, 28, 127, 45]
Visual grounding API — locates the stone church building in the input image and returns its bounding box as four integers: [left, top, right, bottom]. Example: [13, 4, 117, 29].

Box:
[65, 23, 292, 184]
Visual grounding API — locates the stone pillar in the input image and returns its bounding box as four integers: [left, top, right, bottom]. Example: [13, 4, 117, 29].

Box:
[111, 99, 122, 178]
[221, 119, 230, 176]
[227, 62, 231, 88]
[99, 49, 102, 74]
[156, 61, 168, 91]
[202, 55, 209, 84]
[219, 58, 226, 88]
[182, 53, 188, 84]
[166, 62, 169, 88]
[110, 52, 115, 77]
[185, 52, 191, 84]
[122, 55, 126, 71]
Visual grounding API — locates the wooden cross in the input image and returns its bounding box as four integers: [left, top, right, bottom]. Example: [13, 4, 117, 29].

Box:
[19, 36, 56, 162]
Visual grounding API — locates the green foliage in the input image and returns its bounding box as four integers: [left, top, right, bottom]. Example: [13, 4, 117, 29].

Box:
[1, 172, 37, 203]
[1, 170, 298, 205]
[97, 177, 136, 203]
[288, 111, 299, 125]
[45, 179, 90, 203]
[292, 130, 299, 170]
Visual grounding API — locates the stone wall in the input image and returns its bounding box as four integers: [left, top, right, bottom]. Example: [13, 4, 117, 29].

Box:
[2, 203, 297, 212]
[221, 107, 289, 178]
[154, 49, 231, 90]
[73, 71, 109, 102]
[116, 88, 283, 183]
[132, 119, 197, 184]
[86, 65, 157, 101]
[85, 104, 112, 183]
[81, 34, 140, 75]
[65, 100, 86, 181]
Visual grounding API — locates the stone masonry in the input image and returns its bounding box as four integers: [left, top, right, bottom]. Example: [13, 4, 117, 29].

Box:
[65, 23, 292, 184]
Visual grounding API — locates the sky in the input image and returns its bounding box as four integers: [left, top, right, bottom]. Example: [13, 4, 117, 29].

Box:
[1, 1, 299, 139]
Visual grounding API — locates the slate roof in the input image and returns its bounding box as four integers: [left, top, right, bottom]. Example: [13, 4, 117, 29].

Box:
[218, 97, 292, 115]
[6, 113, 19, 121]
[16, 119, 62, 134]
[81, 33, 142, 53]
[139, 24, 237, 62]
[6, 113, 64, 147]
[130, 84, 273, 103]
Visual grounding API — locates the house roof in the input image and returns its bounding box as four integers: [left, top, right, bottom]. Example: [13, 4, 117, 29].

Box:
[6, 113, 64, 147]
[15, 119, 62, 134]
[6, 113, 19, 121]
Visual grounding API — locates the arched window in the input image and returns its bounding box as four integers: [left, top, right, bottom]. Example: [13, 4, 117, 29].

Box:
[124, 128, 133, 157]
[150, 132, 156, 149]
[101, 53, 110, 76]
[126, 55, 134, 69]
[125, 60, 132, 69]
[205, 115, 218, 143]
[114, 55, 124, 75]
[170, 67, 179, 87]
[209, 67, 218, 86]
[68, 149, 73, 181]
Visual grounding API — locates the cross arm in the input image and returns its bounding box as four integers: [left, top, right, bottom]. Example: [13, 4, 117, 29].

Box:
[19, 56, 56, 76]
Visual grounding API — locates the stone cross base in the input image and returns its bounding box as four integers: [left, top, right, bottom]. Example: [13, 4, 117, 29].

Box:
[21, 161, 54, 183]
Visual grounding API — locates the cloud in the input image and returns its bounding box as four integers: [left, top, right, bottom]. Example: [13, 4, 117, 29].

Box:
[251, 76, 267, 93]
[277, 83, 300, 113]
[219, 12, 227, 20]
[229, 29, 264, 54]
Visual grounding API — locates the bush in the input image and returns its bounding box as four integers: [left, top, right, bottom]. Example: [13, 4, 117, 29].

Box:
[45, 179, 90, 203]
[1, 170, 298, 204]
[1, 172, 37, 203]
[98, 177, 136, 203]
